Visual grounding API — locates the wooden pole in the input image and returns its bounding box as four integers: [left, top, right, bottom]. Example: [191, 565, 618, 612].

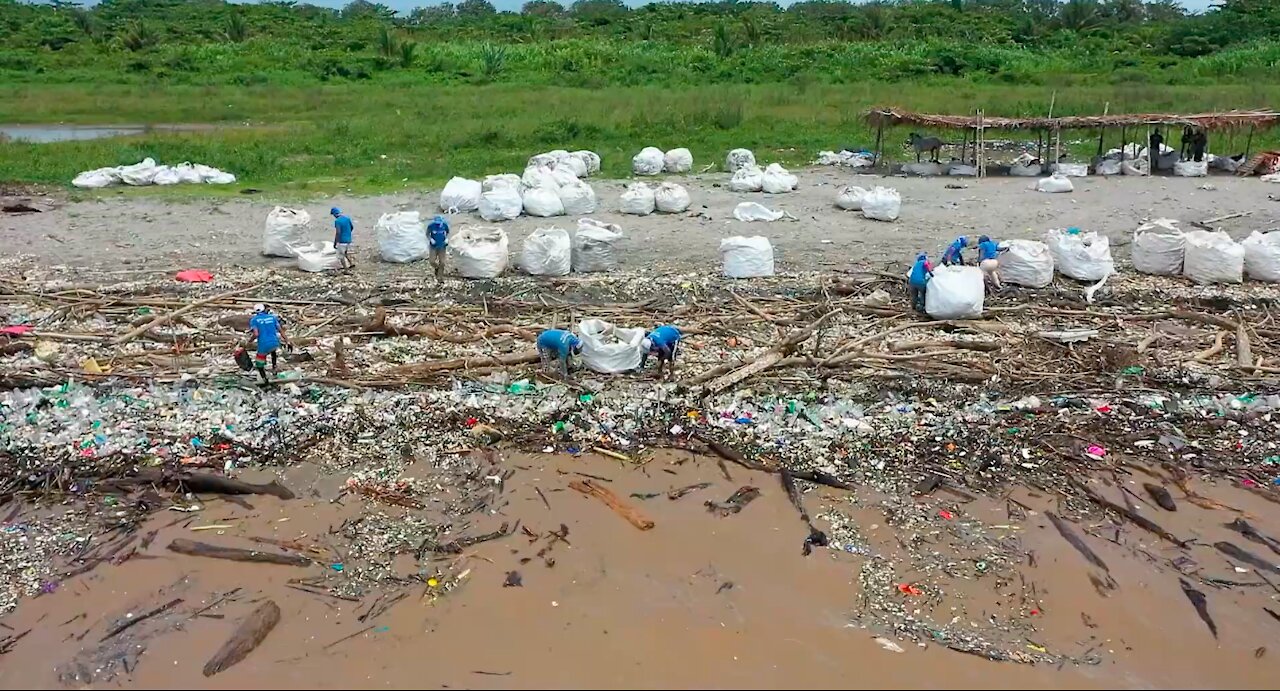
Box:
[1037, 130, 1043, 162]
[873, 119, 884, 167]
[960, 125, 968, 165]
[1054, 126, 1061, 166]
[1245, 124, 1255, 161]
[1096, 101, 1109, 158]
[977, 110, 985, 179]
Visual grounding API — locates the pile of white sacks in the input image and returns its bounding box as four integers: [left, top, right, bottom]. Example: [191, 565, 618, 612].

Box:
[437, 149, 603, 222]
[632, 146, 694, 175]
[724, 148, 799, 194]
[1131, 218, 1280, 284]
[72, 158, 235, 188]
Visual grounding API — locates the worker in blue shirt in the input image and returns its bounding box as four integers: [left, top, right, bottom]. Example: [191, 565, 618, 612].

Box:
[940, 236, 968, 266]
[428, 215, 450, 282]
[245, 303, 289, 384]
[976, 234, 1003, 291]
[907, 252, 934, 314]
[536, 329, 581, 378]
[640, 325, 682, 380]
[331, 207, 355, 271]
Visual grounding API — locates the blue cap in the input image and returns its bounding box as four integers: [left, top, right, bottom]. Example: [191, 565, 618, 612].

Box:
[330, 207, 341, 216]
[434, 215, 447, 225]
[979, 235, 990, 243]
[916, 252, 927, 260]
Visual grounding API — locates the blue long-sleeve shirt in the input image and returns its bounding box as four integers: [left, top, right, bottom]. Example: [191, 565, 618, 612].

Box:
[647, 325, 681, 358]
[428, 216, 450, 249]
[977, 239, 1000, 261]
[941, 237, 967, 264]
[537, 329, 580, 360]
[249, 312, 282, 353]
[909, 257, 933, 287]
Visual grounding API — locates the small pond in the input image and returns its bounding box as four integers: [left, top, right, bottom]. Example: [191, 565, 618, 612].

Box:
[0, 124, 212, 143]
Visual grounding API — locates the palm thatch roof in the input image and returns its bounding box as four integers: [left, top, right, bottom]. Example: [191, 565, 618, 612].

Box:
[866, 108, 1280, 131]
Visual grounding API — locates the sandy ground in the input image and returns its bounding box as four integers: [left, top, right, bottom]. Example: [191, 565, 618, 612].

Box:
[4, 170, 1279, 275]
[2, 450, 1278, 689]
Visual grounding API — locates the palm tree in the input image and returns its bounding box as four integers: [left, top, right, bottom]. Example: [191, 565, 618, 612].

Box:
[226, 13, 249, 42]
[713, 21, 736, 59]
[1056, 0, 1103, 32]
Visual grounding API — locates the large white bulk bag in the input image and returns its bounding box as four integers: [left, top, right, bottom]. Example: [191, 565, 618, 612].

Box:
[761, 163, 798, 194]
[726, 148, 756, 172]
[1183, 230, 1243, 284]
[118, 158, 160, 186]
[1243, 231, 1280, 282]
[999, 240, 1054, 288]
[902, 162, 943, 177]
[374, 211, 429, 263]
[925, 265, 985, 319]
[263, 206, 311, 258]
[448, 226, 509, 278]
[728, 165, 763, 192]
[1123, 159, 1149, 176]
[578, 319, 646, 373]
[573, 150, 601, 176]
[1131, 219, 1185, 275]
[664, 148, 693, 173]
[720, 236, 774, 278]
[1035, 174, 1074, 193]
[152, 166, 180, 186]
[558, 154, 588, 178]
[482, 173, 521, 192]
[528, 152, 559, 169]
[654, 182, 691, 213]
[632, 147, 664, 176]
[520, 227, 571, 276]
[549, 166, 579, 188]
[861, 187, 901, 221]
[522, 187, 564, 218]
[835, 185, 866, 211]
[72, 167, 117, 188]
[1052, 163, 1088, 177]
[439, 177, 482, 212]
[1096, 159, 1122, 176]
[296, 242, 341, 273]
[573, 219, 623, 273]
[557, 179, 597, 216]
[193, 163, 235, 184]
[479, 186, 523, 222]
[522, 165, 558, 191]
[620, 183, 656, 216]
[172, 162, 203, 184]
[1009, 162, 1041, 177]
[1047, 228, 1114, 281]
[1174, 160, 1208, 177]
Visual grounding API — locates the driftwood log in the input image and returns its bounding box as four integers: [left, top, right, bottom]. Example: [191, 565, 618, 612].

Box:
[166, 539, 312, 566]
[202, 600, 281, 677]
[569, 479, 654, 530]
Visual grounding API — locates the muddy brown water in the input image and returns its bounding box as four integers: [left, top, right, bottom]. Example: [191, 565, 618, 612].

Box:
[1, 451, 1278, 688]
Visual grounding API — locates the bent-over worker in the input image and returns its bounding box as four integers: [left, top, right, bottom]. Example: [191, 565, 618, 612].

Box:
[976, 235, 1003, 291]
[246, 303, 289, 384]
[940, 236, 968, 266]
[428, 215, 450, 281]
[908, 252, 933, 315]
[331, 207, 355, 271]
[641, 325, 682, 380]
[536, 329, 581, 378]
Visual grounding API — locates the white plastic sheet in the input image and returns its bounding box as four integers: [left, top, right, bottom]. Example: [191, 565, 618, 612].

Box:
[572, 219, 623, 273]
[448, 226, 509, 278]
[1243, 231, 1280, 282]
[861, 187, 901, 221]
[999, 240, 1055, 288]
[720, 236, 774, 278]
[732, 202, 787, 222]
[296, 242, 342, 273]
[1131, 219, 1185, 276]
[1183, 230, 1243, 284]
[1046, 228, 1114, 281]
[374, 211, 429, 263]
[1035, 174, 1074, 193]
[263, 207, 311, 258]
[725, 148, 756, 172]
[479, 186, 523, 222]
[925, 265, 985, 319]
[835, 186, 866, 211]
[439, 177, 482, 213]
[761, 163, 798, 194]
[654, 182, 691, 213]
[664, 148, 693, 173]
[578, 319, 646, 373]
[557, 179, 597, 216]
[522, 187, 564, 218]
[520, 227, 571, 276]
[632, 147, 665, 176]
[620, 183, 656, 216]
[1174, 160, 1208, 177]
[728, 165, 764, 193]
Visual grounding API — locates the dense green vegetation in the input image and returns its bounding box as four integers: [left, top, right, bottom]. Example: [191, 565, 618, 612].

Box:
[1, 0, 1279, 87]
[1, 0, 1277, 192]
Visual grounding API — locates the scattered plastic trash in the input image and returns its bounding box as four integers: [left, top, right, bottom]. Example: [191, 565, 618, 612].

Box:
[1085, 445, 1107, 460]
[896, 583, 923, 596]
[175, 269, 214, 283]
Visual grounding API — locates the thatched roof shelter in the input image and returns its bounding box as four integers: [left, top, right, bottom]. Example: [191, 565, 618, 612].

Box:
[866, 108, 1280, 132]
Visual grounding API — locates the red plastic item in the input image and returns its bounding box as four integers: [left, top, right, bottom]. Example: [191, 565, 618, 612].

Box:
[465, 417, 479, 428]
[175, 269, 214, 283]
[938, 509, 954, 520]
[896, 583, 923, 596]
[0, 325, 33, 336]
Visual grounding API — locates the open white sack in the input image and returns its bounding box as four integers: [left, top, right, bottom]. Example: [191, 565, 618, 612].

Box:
[448, 226, 509, 278]
[439, 177, 482, 213]
[375, 211, 430, 263]
[925, 265, 985, 319]
[720, 236, 774, 278]
[573, 219, 623, 273]
[1131, 219, 1185, 275]
[263, 206, 312, 258]
[654, 182, 691, 213]
[1243, 231, 1280, 282]
[1183, 230, 1243, 284]
[861, 187, 901, 221]
[296, 242, 342, 273]
[479, 185, 523, 222]
[620, 183, 656, 216]
[578, 319, 646, 373]
[1046, 228, 1114, 281]
[999, 240, 1055, 288]
[520, 227, 571, 276]
[835, 186, 866, 211]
